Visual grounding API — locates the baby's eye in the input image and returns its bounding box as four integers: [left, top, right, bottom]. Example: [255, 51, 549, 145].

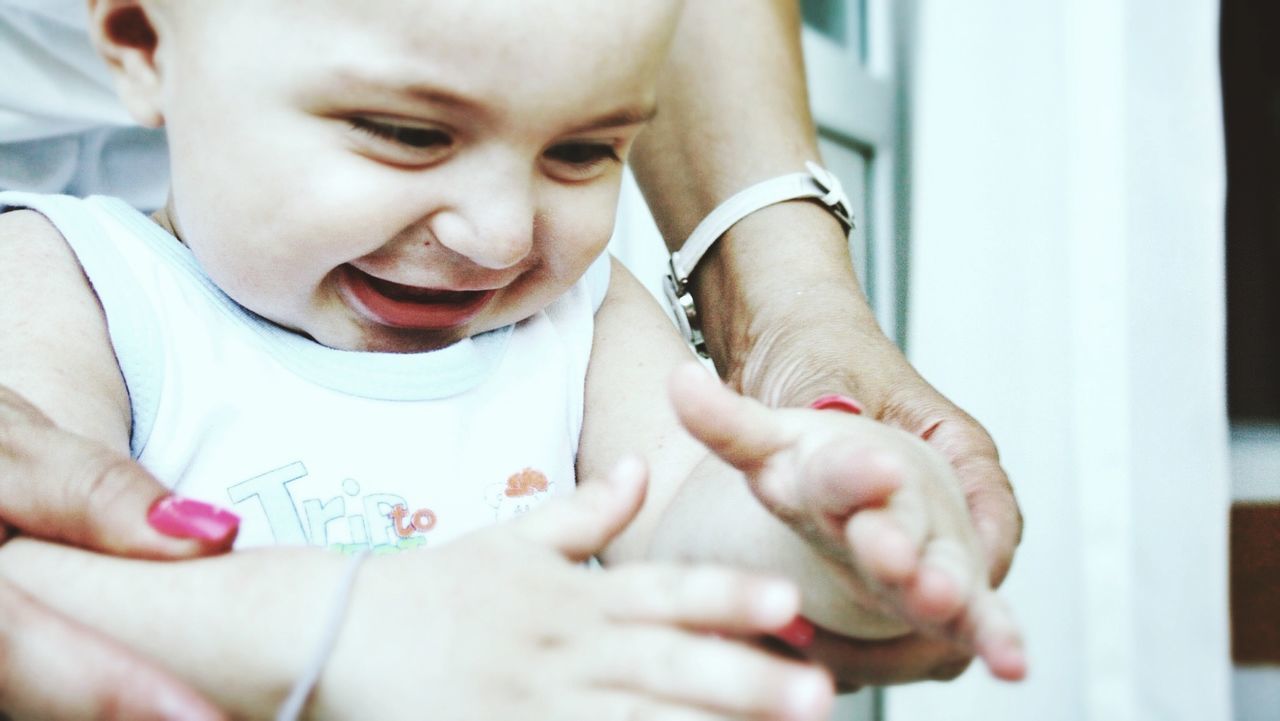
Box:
[348, 117, 453, 166]
[545, 142, 617, 165]
[543, 141, 620, 180]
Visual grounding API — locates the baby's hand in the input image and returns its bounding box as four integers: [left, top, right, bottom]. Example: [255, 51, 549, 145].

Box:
[318, 458, 835, 721]
[669, 363, 1026, 681]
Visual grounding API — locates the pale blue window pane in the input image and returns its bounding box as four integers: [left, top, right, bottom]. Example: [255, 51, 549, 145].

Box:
[816, 136, 871, 294]
[802, 0, 869, 65]
[801, 0, 847, 45]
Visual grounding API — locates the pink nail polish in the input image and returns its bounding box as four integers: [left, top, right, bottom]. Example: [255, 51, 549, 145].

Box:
[808, 394, 863, 415]
[775, 615, 817, 648]
[148, 496, 240, 544]
[921, 420, 943, 441]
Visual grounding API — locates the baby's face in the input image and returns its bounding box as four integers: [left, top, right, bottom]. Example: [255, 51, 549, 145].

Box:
[147, 0, 678, 352]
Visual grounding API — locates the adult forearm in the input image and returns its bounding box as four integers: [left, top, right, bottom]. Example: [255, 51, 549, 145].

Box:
[0, 539, 344, 718]
[633, 0, 816, 229]
[630, 0, 886, 396]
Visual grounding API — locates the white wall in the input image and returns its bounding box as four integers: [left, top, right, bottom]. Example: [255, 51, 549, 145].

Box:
[889, 1, 1231, 720]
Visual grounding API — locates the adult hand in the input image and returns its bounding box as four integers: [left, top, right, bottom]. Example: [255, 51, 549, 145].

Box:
[670, 363, 1026, 682]
[0, 385, 234, 720]
[722, 286, 1023, 685]
[729, 318, 1022, 589]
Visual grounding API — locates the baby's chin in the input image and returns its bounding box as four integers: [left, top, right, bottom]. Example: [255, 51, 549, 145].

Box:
[313, 320, 473, 354]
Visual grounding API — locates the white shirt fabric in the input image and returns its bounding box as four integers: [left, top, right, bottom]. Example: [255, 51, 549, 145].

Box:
[0, 191, 611, 553]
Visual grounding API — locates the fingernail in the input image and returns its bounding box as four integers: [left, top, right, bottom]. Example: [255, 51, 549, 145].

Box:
[774, 615, 816, 648]
[921, 420, 943, 440]
[148, 496, 240, 544]
[808, 394, 863, 415]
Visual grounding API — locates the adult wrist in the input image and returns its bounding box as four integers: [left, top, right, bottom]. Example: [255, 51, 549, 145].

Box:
[686, 203, 891, 406]
[665, 164, 853, 359]
[695, 205, 858, 351]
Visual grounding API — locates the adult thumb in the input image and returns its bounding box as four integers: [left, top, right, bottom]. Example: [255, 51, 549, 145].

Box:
[0, 388, 238, 559]
[509, 456, 648, 562]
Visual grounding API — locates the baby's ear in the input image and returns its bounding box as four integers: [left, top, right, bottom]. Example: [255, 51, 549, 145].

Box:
[88, 0, 165, 128]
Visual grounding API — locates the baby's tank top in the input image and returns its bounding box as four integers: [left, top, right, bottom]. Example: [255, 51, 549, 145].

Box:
[0, 192, 609, 553]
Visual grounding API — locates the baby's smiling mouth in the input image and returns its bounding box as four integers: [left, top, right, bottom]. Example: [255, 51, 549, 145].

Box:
[340, 265, 496, 330]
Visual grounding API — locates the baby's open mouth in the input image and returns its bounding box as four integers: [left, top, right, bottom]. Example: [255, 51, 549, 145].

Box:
[340, 266, 495, 330]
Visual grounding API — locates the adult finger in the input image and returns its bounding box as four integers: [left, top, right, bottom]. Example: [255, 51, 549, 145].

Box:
[953, 450, 1021, 586]
[509, 456, 648, 561]
[873, 391, 1022, 588]
[0, 388, 238, 558]
[0, 577, 226, 721]
[806, 628, 974, 688]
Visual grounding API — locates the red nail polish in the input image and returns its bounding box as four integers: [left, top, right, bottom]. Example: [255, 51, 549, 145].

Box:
[148, 496, 240, 544]
[775, 615, 816, 648]
[808, 394, 863, 415]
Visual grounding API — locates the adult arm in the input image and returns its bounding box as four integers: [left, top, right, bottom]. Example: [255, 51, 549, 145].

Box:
[629, 0, 1022, 684]
[0, 209, 233, 719]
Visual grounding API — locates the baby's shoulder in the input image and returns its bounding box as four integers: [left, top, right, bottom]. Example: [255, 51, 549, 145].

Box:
[0, 206, 91, 287]
[0, 206, 68, 250]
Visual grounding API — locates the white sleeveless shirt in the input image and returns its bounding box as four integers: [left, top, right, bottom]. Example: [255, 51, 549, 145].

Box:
[0, 192, 608, 553]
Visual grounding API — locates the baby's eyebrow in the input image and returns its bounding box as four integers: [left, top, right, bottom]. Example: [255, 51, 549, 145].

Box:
[328, 69, 487, 114]
[327, 68, 656, 130]
[571, 105, 658, 132]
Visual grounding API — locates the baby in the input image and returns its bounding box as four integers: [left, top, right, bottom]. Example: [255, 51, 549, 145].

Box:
[0, 0, 1023, 717]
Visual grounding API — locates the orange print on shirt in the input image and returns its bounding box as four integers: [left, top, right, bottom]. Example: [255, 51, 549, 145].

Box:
[504, 468, 549, 497]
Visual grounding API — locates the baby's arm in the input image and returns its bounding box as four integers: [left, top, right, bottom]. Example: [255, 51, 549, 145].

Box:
[0, 467, 836, 721]
[0, 209, 133, 449]
[582, 260, 1025, 679]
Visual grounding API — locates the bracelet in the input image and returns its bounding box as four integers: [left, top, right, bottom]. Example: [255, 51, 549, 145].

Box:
[663, 162, 855, 357]
[275, 549, 372, 721]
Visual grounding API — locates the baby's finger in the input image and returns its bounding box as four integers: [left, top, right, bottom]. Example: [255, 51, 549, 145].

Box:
[845, 505, 926, 585]
[966, 591, 1027, 681]
[901, 537, 975, 624]
[592, 693, 774, 721]
[668, 363, 794, 475]
[604, 564, 800, 634]
[800, 439, 903, 519]
[509, 456, 647, 561]
[594, 628, 834, 721]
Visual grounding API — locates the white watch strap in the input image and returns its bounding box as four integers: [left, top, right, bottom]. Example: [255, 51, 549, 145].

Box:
[668, 161, 854, 291]
[664, 162, 854, 356]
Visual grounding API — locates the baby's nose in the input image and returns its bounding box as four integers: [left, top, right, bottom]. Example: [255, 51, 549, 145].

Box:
[428, 202, 533, 271]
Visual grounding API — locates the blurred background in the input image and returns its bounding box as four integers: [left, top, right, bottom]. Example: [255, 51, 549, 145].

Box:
[621, 0, 1266, 719]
